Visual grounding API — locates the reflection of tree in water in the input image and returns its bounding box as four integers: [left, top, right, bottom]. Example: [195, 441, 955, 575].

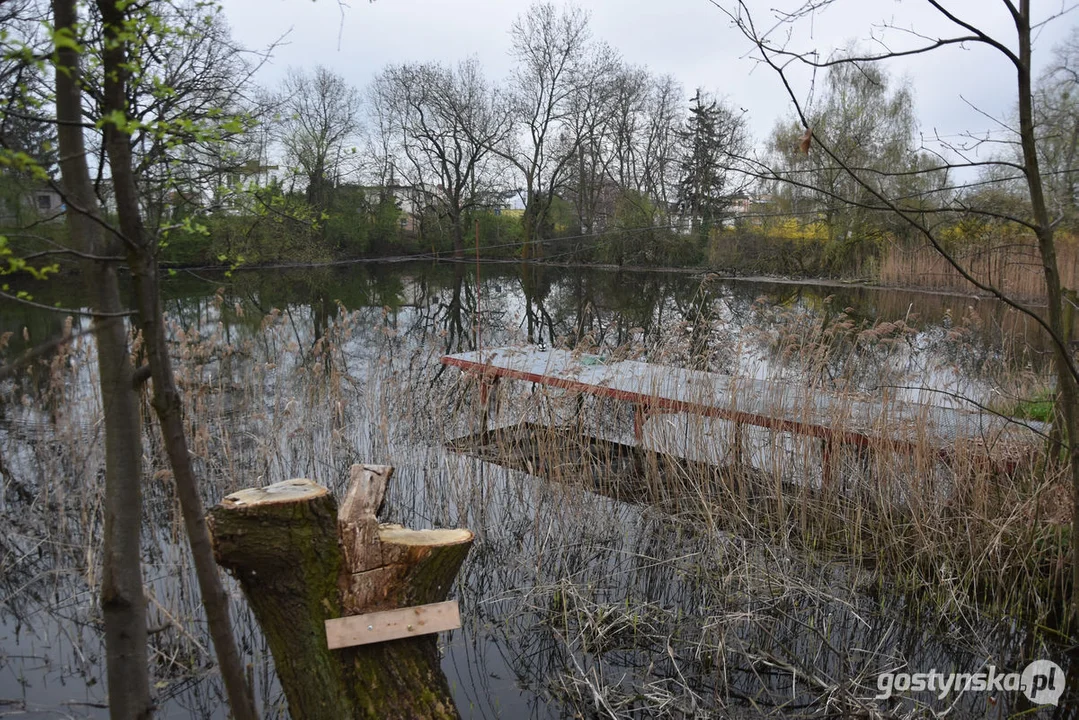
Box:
[534, 270, 739, 375]
[10, 263, 1039, 400]
[404, 262, 506, 356]
[520, 263, 556, 346]
[552, 270, 669, 348]
[1, 262, 1067, 717]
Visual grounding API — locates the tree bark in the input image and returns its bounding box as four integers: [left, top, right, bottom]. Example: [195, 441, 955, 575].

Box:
[93, 2, 258, 717]
[1015, 0, 1079, 621]
[209, 465, 473, 720]
[451, 213, 465, 259]
[521, 184, 535, 259]
[51, 2, 152, 717]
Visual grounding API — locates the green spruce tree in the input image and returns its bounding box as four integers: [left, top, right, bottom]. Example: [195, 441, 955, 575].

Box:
[676, 89, 745, 242]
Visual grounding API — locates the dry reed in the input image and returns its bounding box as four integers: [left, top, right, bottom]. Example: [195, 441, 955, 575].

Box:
[880, 234, 1079, 301]
[0, 270, 1072, 717]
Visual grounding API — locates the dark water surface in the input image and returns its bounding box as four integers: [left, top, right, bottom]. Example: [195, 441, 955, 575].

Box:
[1, 261, 1074, 718]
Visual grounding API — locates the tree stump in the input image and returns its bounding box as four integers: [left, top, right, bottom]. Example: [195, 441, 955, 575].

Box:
[208, 465, 473, 720]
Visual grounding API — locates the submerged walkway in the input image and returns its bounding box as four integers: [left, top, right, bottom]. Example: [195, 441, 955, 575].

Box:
[442, 346, 1046, 478]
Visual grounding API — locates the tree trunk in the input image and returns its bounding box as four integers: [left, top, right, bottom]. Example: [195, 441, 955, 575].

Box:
[51, 2, 152, 717]
[521, 184, 535, 259]
[94, 2, 258, 717]
[521, 212, 534, 259]
[1015, 0, 1079, 621]
[209, 465, 473, 720]
[452, 214, 465, 259]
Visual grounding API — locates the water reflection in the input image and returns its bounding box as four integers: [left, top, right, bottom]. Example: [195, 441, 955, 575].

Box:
[0, 261, 1072, 717]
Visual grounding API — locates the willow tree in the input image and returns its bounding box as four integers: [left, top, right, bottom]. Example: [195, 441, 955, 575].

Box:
[1034, 28, 1079, 230]
[763, 58, 934, 274]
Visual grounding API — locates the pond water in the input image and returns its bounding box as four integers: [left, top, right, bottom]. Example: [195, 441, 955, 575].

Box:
[0, 261, 1074, 718]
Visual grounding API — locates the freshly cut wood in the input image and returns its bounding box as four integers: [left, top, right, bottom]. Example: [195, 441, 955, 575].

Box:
[209, 465, 474, 720]
[325, 600, 462, 649]
[220, 478, 329, 506]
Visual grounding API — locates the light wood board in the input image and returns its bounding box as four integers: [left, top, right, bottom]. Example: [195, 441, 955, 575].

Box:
[325, 600, 461, 649]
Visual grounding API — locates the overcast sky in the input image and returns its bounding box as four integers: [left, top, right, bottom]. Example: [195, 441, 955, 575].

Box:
[218, 0, 1077, 151]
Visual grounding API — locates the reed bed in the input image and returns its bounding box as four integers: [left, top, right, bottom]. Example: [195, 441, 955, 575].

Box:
[0, 269, 1073, 717]
[879, 234, 1079, 300]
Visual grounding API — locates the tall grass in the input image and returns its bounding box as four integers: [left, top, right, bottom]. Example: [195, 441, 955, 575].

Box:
[0, 269, 1073, 717]
[880, 233, 1079, 300]
[440, 343, 1066, 622]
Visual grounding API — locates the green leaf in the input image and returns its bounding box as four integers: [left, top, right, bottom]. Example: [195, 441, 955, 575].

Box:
[51, 27, 83, 53]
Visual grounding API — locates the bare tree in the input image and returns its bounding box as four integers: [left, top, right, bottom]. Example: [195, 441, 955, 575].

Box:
[371, 57, 510, 258]
[502, 1, 595, 257]
[1035, 27, 1079, 229]
[639, 74, 685, 218]
[277, 65, 361, 211]
[604, 65, 650, 194]
[563, 44, 624, 239]
[725, 0, 1079, 618]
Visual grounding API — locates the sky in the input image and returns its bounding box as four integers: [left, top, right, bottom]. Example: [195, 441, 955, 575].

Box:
[217, 0, 1078, 153]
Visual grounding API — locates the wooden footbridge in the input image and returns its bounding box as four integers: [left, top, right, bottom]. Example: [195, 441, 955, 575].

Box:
[441, 345, 1047, 481]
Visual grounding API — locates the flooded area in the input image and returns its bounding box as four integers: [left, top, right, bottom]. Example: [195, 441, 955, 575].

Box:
[1, 261, 1075, 717]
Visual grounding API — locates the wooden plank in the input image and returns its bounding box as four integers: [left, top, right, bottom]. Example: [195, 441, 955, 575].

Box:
[325, 601, 461, 650]
[441, 346, 1046, 470]
[445, 351, 891, 448]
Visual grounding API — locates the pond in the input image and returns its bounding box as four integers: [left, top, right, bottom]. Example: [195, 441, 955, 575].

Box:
[0, 260, 1074, 717]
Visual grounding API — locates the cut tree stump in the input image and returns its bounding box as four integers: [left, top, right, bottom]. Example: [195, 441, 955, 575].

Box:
[208, 465, 473, 720]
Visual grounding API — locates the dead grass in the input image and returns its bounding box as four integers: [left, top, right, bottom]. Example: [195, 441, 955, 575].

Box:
[880, 234, 1079, 300]
[0, 274, 1072, 717]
